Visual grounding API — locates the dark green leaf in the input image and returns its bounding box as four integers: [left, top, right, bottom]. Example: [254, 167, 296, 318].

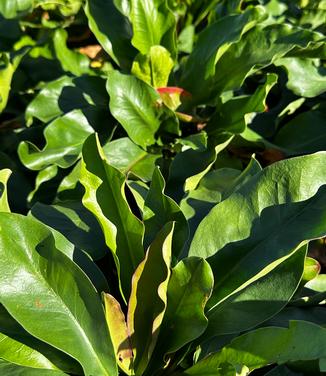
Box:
[204, 244, 306, 336]
[25, 75, 109, 125]
[0, 213, 117, 376]
[183, 321, 326, 375]
[30, 201, 107, 260]
[85, 0, 136, 69]
[80, 134, 144, 300]
[143, 168, 188, 257]
[107, 70, 175, 148]
[155, 257, 214, 357]
[190, 153, 326, 306]
[275, 111, 326, 154]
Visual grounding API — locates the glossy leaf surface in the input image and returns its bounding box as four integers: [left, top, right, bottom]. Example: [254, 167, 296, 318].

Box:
[81, 134, 144, 299]
[127, 223, 174, 375]
[0, 213, 117, 376]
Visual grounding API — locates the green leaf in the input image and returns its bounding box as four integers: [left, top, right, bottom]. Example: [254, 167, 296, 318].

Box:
[0, 213, 117, 376]
[0, 332, 59, 370]
[0, 304, 82, 374]
[80, 133, 144, 300]
[180, 7, 265, 104]
[25, 75, 109, 126]
[208, 73, 278, 136]
[53, 29, 92, 76]
[30, 201, 107, 261]
[103, 293, 134, 375]
[190, 153, 326, 307]
[275, 111, 326, 154]
[0, 360, 66, 376]
[0, 49, 27, 113]
[0, 0, 32, 18]
[166, 135, 233, 203]
[85, 0, 136, 69]
[183, 321, 326, 375]
[265, 305, 326, 328]
[130, 0, 176, 57]
[28, 211, 110, 295]
[127, 222, 174, 375]
[103, 137, 160, 182]
[127, 180, 149, 213]
[143, 168, 188, 257]
[274, 58, 326, 98]
[131, 45, 174, 87]
[204, 244, 307, 336]
[27, 165, 59, 203]
[182, 17, 324, 104]
[155, 257, 214, 357]
[18, 110, 94, 170]
[107, 70, 175, 148]
[0, 169, 11, 212]
[180, 156, 261, 249]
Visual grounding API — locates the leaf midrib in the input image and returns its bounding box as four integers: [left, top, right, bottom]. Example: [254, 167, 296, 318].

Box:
[210, 192, 325, 305]
[8, 236, 110, 376]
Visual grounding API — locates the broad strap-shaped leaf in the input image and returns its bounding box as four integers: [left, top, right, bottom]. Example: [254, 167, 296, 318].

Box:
[275, 111, 326, 154]
[190, 152, 326, 306]
[131, 45, 174, 87]
[103, 293, 134, 375]
[183, 321, 326, 375]
[31, 201, 107, 261]
[18, 110, 95, 170]
[0, 360, 66, 376]
[85, 0, 136, 69]
[180, 157, 262, 250]
[0, 304, 82, 374]
[25, 75, 109, 125]
[80, 133, 144, 300]
[180, 7, 265, 105]
[204, 244, 307, 337]
[107, 70, 175, 149]
[143, 167, 188, 257]
[208, 73, 278, 136]
[127, 223, 174, 375]
[151, 257, 214, 366]
[0, 213, 117, 376]
[166, 135, 233, 203]
[103, 137, 160, 182]
[0, 169, 11, 212]
[53, 29, 92, 76]
[29, 210, 109, 294]
[181, 15, 324, 104]
[274, 57, 326, 98]
[130, 0, 176, 57]
[0, 332, 58, 370]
